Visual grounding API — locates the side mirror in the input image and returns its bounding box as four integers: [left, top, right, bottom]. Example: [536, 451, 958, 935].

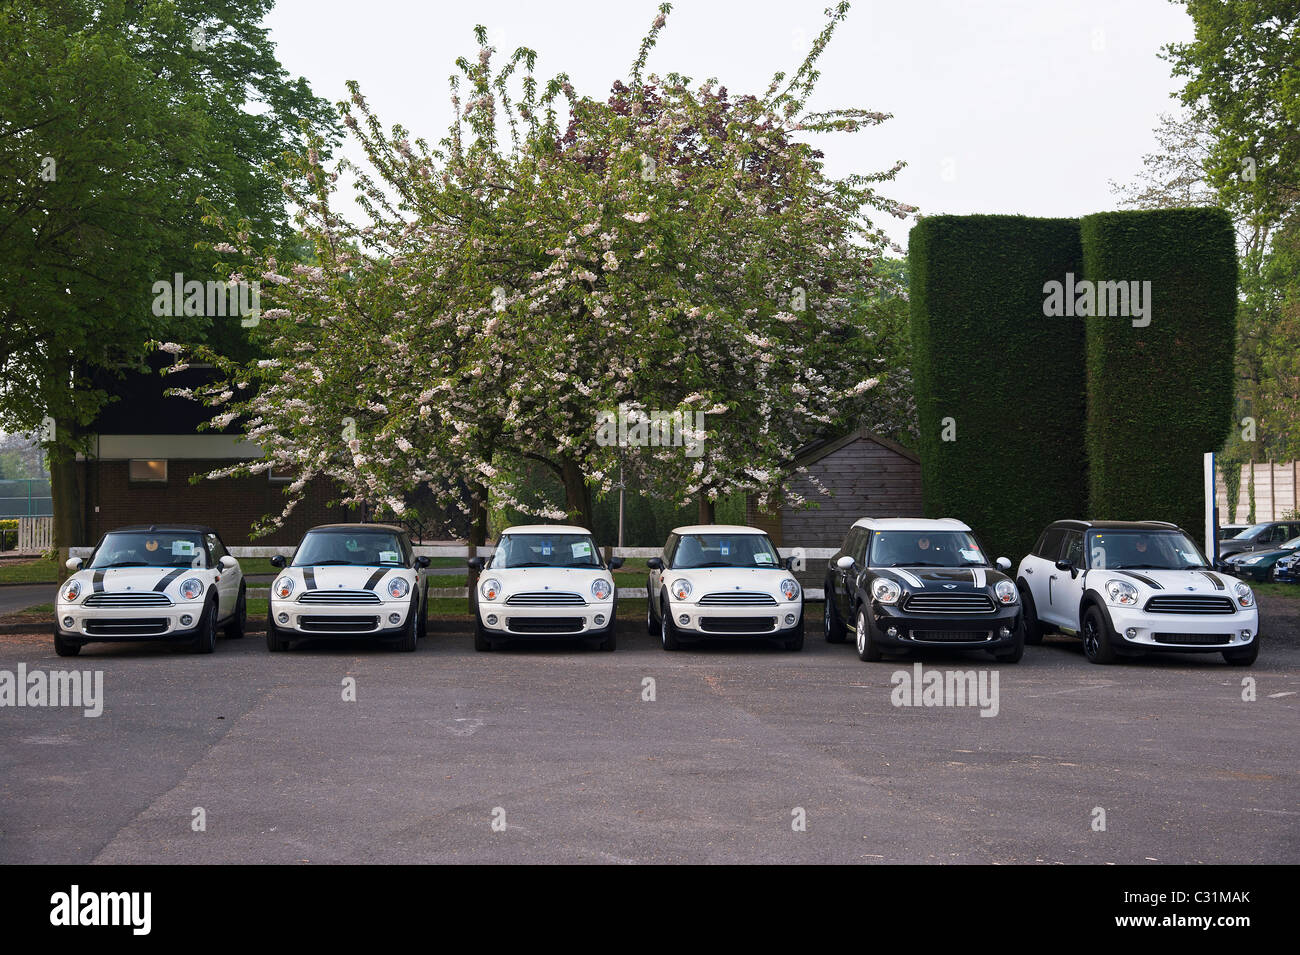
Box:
[414, 555, 430, 570]
[607, 557, 625, 570]
[270, 555, 286, 569]
[65, 557, 83, 572]
[1054, 559, 1073, 572]
[467, 556, 484, 571]
[996, 557, 1012, 571]
[836, 555, 855, 571]
[647, 557, 664, 571]
[219, 555, 238, 572]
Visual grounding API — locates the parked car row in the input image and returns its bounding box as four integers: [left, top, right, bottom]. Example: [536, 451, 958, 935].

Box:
[53, 515, 1262, 667]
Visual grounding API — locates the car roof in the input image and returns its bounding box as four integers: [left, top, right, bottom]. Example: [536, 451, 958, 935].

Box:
[304, 523, 407, 534]
[1049, 520, 1183, 531]
[501, 524, 592, 535]
[109, 524, 219, 535]
[671, 524, 768, 535]
[850, 517, 972, 532]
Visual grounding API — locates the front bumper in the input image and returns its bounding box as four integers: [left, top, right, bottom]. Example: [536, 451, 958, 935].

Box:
[270, 598, 411, 636]
[1273, 564, 1300, 583]
[477, 599, 616, 637]
[1102, 602, 1260, 652]
[871, 601, 1021, 650]
[54, 600, 208, 641]
[666, 598, 803, 637]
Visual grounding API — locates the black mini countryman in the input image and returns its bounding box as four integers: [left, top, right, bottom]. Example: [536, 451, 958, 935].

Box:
[823, 518, 1024, 663]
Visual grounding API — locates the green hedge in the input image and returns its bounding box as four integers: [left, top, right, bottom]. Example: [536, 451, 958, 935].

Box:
[1081, 209, 1237, 534]
[910, 215, 1086, 561]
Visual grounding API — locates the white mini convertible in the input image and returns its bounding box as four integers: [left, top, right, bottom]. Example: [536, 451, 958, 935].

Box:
[55, 524, 246, 656]
[266, 523, 429, 652]
[469, 524, 620, 651]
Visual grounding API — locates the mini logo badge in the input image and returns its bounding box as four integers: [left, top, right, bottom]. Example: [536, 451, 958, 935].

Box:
[943, 584, 957, 590]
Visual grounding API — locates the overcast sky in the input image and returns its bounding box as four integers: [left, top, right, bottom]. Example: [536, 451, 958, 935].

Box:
[261, 0, 1195, 252]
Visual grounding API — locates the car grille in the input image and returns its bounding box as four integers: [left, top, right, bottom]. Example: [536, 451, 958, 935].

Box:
[507, 617, 585, 633]
[504, 592, 587, 606]
[699, 616, 776, 633]
[698, 592, 778, 606]
[299, 615, 379, 632]
[83, 593, 172, 608]
[1153, 632, 1233, 645]
[908, 630, 994, 643]
[298, 590, 382, 605]
[1144, 595, 1236, 614]
[902, 593, 995, 614]
[84, 618, 169, 635]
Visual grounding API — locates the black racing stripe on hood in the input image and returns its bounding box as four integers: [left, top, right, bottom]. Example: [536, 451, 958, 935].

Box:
[303, 566, 317, 590]
[1117, 571, 1162, 590]
[92, 570, 105, 593]
[153, 569, 186, 592]
[1197, 571, 1225, 590]
[363, 568, 388, 591]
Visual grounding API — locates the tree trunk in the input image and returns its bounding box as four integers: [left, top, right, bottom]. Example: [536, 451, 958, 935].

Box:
[697, 493, 716, 524]
[560, 458, 594, 529]
[466, 491, 488, 598]
[49, 439, 83, 556]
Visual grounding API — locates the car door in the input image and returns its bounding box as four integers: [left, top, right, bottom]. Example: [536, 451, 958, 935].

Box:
[206, 532, 239, 617]
[650, 534, 676, 609]
[830, 528, 859, 619]
[1022, 527, 1063, 619]
[1047, 530, 1087, 630]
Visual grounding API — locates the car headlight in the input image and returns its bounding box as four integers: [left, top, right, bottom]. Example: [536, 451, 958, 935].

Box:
[871, 577, 901, 605]
[1242, 555, 1265, 565]
[1235, 582, 1255, 608]
[388, 577, 410, 599]
[1104, 579, 1138, 606]
[994, 580, 1018, 604]
[61, 580, 81, 602]
[480, 578, 502, 601]
[670, 578, 693, 600]
[591, 578, 612, 600]
[779, 578, 800, 601]
[179, 577, 205, 601]
[274, 576, 294, 599]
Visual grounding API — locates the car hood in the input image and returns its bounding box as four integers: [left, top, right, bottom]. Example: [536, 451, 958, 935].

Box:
[872, 565, 1009, 591]
[70, 565, 212, 598]
[487, 567, 613, 598]
[1099, 567, 1245, 594]
[280, 565, 412, 592]
[665, 567, 793, 598]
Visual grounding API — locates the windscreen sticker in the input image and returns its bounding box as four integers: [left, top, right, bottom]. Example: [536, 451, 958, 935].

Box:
[754, 552, 774, 564]
[571, 541, 592, 558]
[719, 540, 731, 556]
[171, 540, 196, 557]
[959, 548, 982, 562]
[540, 541, 553, 556]
[345, 538, 361, 552]
[379, 551, 400, 564]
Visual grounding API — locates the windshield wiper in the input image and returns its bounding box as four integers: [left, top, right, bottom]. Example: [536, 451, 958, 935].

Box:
[889, 561, 947, 567]
[678, 561, 740, 569]
[309, 560, 358, 566]
[507, 561, 555, 568]
[102, 561, 148, 568]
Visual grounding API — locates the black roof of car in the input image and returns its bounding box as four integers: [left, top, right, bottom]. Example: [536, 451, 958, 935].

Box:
[1050, 520, 1183, 531]
[303, 523, 407, 534]
[109, 524, 220, 535]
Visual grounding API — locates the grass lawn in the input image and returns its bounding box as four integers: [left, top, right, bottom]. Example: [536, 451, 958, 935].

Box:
[1251, 582, 1300, 600]
[0, 559, 59, 585]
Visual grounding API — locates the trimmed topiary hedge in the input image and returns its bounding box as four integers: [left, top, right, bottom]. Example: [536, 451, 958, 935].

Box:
[910, 215, 1087, 561]
[1081, 209, 1237, 536]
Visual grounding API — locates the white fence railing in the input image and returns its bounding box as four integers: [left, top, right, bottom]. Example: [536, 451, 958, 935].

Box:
[16, 517, 53, 554]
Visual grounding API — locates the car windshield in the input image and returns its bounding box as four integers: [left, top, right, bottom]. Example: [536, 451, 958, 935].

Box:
[491, 533, 602, 569]
[89, 531, 207, 569]
[868, 530, 987, 568]
[1087, 530, 1208, 570]
[1280, 536, 1300, 551]
[670, 533, 780, 569]
[1235, 523, 1273, 541]
[292, 530, 405, 567]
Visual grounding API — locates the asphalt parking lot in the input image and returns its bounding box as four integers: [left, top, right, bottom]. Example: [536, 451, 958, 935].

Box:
[2, 604, 1297, 864]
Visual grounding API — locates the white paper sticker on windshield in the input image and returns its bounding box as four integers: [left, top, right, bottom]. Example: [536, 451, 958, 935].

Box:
[379, 550, 400, 564]
[171, 540, 196, 557]
[959, 548, 981, 562]
[572, 541, 592, 558]
[754, 552, 773, 564]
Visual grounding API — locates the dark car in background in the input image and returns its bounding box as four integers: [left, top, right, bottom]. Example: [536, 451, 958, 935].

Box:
[1275, 551, 1300, 584]
[1217, 520, 1300, 565]
[1223, 535, 1300, 582]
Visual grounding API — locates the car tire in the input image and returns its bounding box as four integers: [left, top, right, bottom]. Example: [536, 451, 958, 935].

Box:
[53, 629, 81, 657]
[823, 589, 847, 643]
[855, 606, 881, 662]
[1018, 582, 1043, 645]
[1081, 605, 1116, 664]
[993, 622, 1025, 663]
[393, 602, 418, 652]
[596, 628, 617, 652]
[266, 616, 289, 652]
[417, 589, 428, 640]
[646, 600, 657, 634]
[783, 630, 804, 652]
[1222, 640, 1259, 666]
[192, 596, 218, 654]
[474, 616, 494, 652]
[660, 598, 681, 651]
[224, 584, 247, 639]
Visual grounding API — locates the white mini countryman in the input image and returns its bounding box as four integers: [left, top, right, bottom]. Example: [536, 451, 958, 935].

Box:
[266, 523, 429, 652]
[55, 524, 246, 656]
[1016, 520, 1260, 666]
[469, 524, 621, 651]
[646, 525, 804, 651]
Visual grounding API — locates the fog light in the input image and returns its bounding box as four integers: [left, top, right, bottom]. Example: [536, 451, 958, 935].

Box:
[885, 626, 899, 638]
[1126, 627, 1138, 640]
[277, 612, 289, 624]
[389, 613, 401, 625]
[485, 614, 498, 626]
[784, 613, 796, 626]
[678, 614, 690, 626]
[1240, 629, 1252, 640]
[594, 613, 606, 626]
[180, 614, 194, 627]
[62, 616, 74, 629]
[999, 627, 1012, 638]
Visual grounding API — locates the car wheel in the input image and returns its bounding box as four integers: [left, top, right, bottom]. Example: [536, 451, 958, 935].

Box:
[265, 619, 289, 652]
[855, 607, 881, 662]
[53, 629, 81, 657]
[823, 590, 846, 643]
[224, 585, 246, 639]
[646, 600, 657, 634]
[417, 590, 428, 640]
[1018, 582, 1043, 645]
[1081, 605, 1116, 664]
[660, 599, 681, 651]
[394, 603, 418, 652]
[192, 597, 218, 654]
[1222, 640, 1259, 666]
[597, 627, 617, 651]
[993, 621, 1025, 663]
[474, 616, 493, 652]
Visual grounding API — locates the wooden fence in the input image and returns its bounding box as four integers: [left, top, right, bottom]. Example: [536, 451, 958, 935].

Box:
[1217, 461, 1300, 523]
[14, 517, 53, 554]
